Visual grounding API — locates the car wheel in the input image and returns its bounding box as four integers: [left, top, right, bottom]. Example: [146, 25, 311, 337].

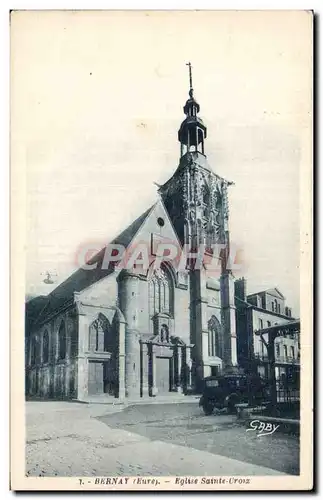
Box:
[202, 403, 214, 415]
[227, 394, 240, 414]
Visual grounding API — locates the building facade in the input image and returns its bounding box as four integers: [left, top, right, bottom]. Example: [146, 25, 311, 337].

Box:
[25, 72, 238, 401]
[234, 278, 300, 383]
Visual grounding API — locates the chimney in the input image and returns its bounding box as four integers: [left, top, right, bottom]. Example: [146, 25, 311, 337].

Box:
[285, 306, 292, 317]
[234, 277, 247, 302]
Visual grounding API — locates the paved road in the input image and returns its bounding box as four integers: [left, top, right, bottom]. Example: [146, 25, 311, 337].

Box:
[99, 403, 299, 475]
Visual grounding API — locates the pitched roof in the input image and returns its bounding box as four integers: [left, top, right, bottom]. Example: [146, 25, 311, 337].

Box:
[110, 206, 153, 247]
[265, 288, 286, 299]
[25, 295, 49, 335]
[247, 287, 285, 300]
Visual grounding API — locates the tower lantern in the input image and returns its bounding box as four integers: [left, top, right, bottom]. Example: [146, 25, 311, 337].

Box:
[178, 62, 207, 157]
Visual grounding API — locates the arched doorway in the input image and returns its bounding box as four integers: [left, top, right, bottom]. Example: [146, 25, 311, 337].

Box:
[144, 335, 188, 397]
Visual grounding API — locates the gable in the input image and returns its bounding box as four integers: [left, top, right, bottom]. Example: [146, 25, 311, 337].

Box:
[265, 288, 285, 300]
[130, 198, 182, 251]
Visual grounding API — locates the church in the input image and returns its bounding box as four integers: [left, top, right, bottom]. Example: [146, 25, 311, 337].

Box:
[25, 66, 238, 401]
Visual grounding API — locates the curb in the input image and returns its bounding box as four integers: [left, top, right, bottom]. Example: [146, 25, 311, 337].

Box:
[77, 396, 200, 406]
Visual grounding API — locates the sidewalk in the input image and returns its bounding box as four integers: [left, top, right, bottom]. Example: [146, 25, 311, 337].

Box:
[76, 393, 201, 405]
[26, 394, 201, 416]
[26, 401, 285, 477]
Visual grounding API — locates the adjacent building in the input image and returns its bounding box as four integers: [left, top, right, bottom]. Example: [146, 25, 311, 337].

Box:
[234, 278, 300, 384]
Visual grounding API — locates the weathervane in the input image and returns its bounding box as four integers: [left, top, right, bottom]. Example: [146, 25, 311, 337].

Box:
[186, 62, 194, 98]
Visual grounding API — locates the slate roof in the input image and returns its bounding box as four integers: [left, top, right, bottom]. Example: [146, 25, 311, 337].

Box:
[25, 295, 48, 335]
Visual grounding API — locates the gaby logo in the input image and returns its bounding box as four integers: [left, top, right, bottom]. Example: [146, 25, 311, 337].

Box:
[246, 420, 280, 437]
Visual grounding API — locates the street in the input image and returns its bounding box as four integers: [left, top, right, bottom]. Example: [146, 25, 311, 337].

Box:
[25, 401, 299, 477]
[99, 403, 299, 475]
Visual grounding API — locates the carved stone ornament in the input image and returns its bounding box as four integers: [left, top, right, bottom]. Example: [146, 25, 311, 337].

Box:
[189, 208, 196, 223]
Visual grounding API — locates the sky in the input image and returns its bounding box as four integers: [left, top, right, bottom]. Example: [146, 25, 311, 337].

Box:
[11, 10, 312, 316]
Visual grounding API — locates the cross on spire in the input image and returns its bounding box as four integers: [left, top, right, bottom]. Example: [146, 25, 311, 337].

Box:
[186, 62, 193, 98]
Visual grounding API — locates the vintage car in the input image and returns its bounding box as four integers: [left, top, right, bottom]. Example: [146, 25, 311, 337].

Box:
[199, 373, 270, 415]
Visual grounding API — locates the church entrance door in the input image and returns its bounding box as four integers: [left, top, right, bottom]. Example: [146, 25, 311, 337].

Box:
[88, 360, 104, 395]
[155, 357, 171, 394]
[88, 359, 116, 396]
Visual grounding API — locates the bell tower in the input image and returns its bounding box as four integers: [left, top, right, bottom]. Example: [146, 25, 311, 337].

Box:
[159, 63, 238, 381]
[178, 62, 207, 157]
[159, 62, 230, 254]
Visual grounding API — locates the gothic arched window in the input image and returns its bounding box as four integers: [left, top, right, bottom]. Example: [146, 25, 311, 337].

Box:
[43, 329, 49, 364]
[89, 314, 111, 352]
[30, 336, 37, 366]
[34, 335, 41, 365]
[58, 321, 66, 360]
[70, 317, 78, 357]
[208, 315, 221, 357]
[148, 266, 174, 317]
[89, 321, 98, 351]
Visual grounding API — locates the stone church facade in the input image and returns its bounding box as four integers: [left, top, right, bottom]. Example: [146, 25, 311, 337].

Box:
[25, 72, 238, 401]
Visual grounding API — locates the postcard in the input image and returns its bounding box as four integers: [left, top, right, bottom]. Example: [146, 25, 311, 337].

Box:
[10, 10, 313, 491]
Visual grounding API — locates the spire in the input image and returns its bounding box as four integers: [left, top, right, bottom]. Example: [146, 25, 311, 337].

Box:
[178, 63, 207, 157]
[183, 62, 200, 116]
[186, 61, 194, 98]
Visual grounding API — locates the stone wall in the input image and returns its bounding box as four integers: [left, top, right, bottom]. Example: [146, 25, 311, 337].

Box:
[26, 306, 79, 399]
